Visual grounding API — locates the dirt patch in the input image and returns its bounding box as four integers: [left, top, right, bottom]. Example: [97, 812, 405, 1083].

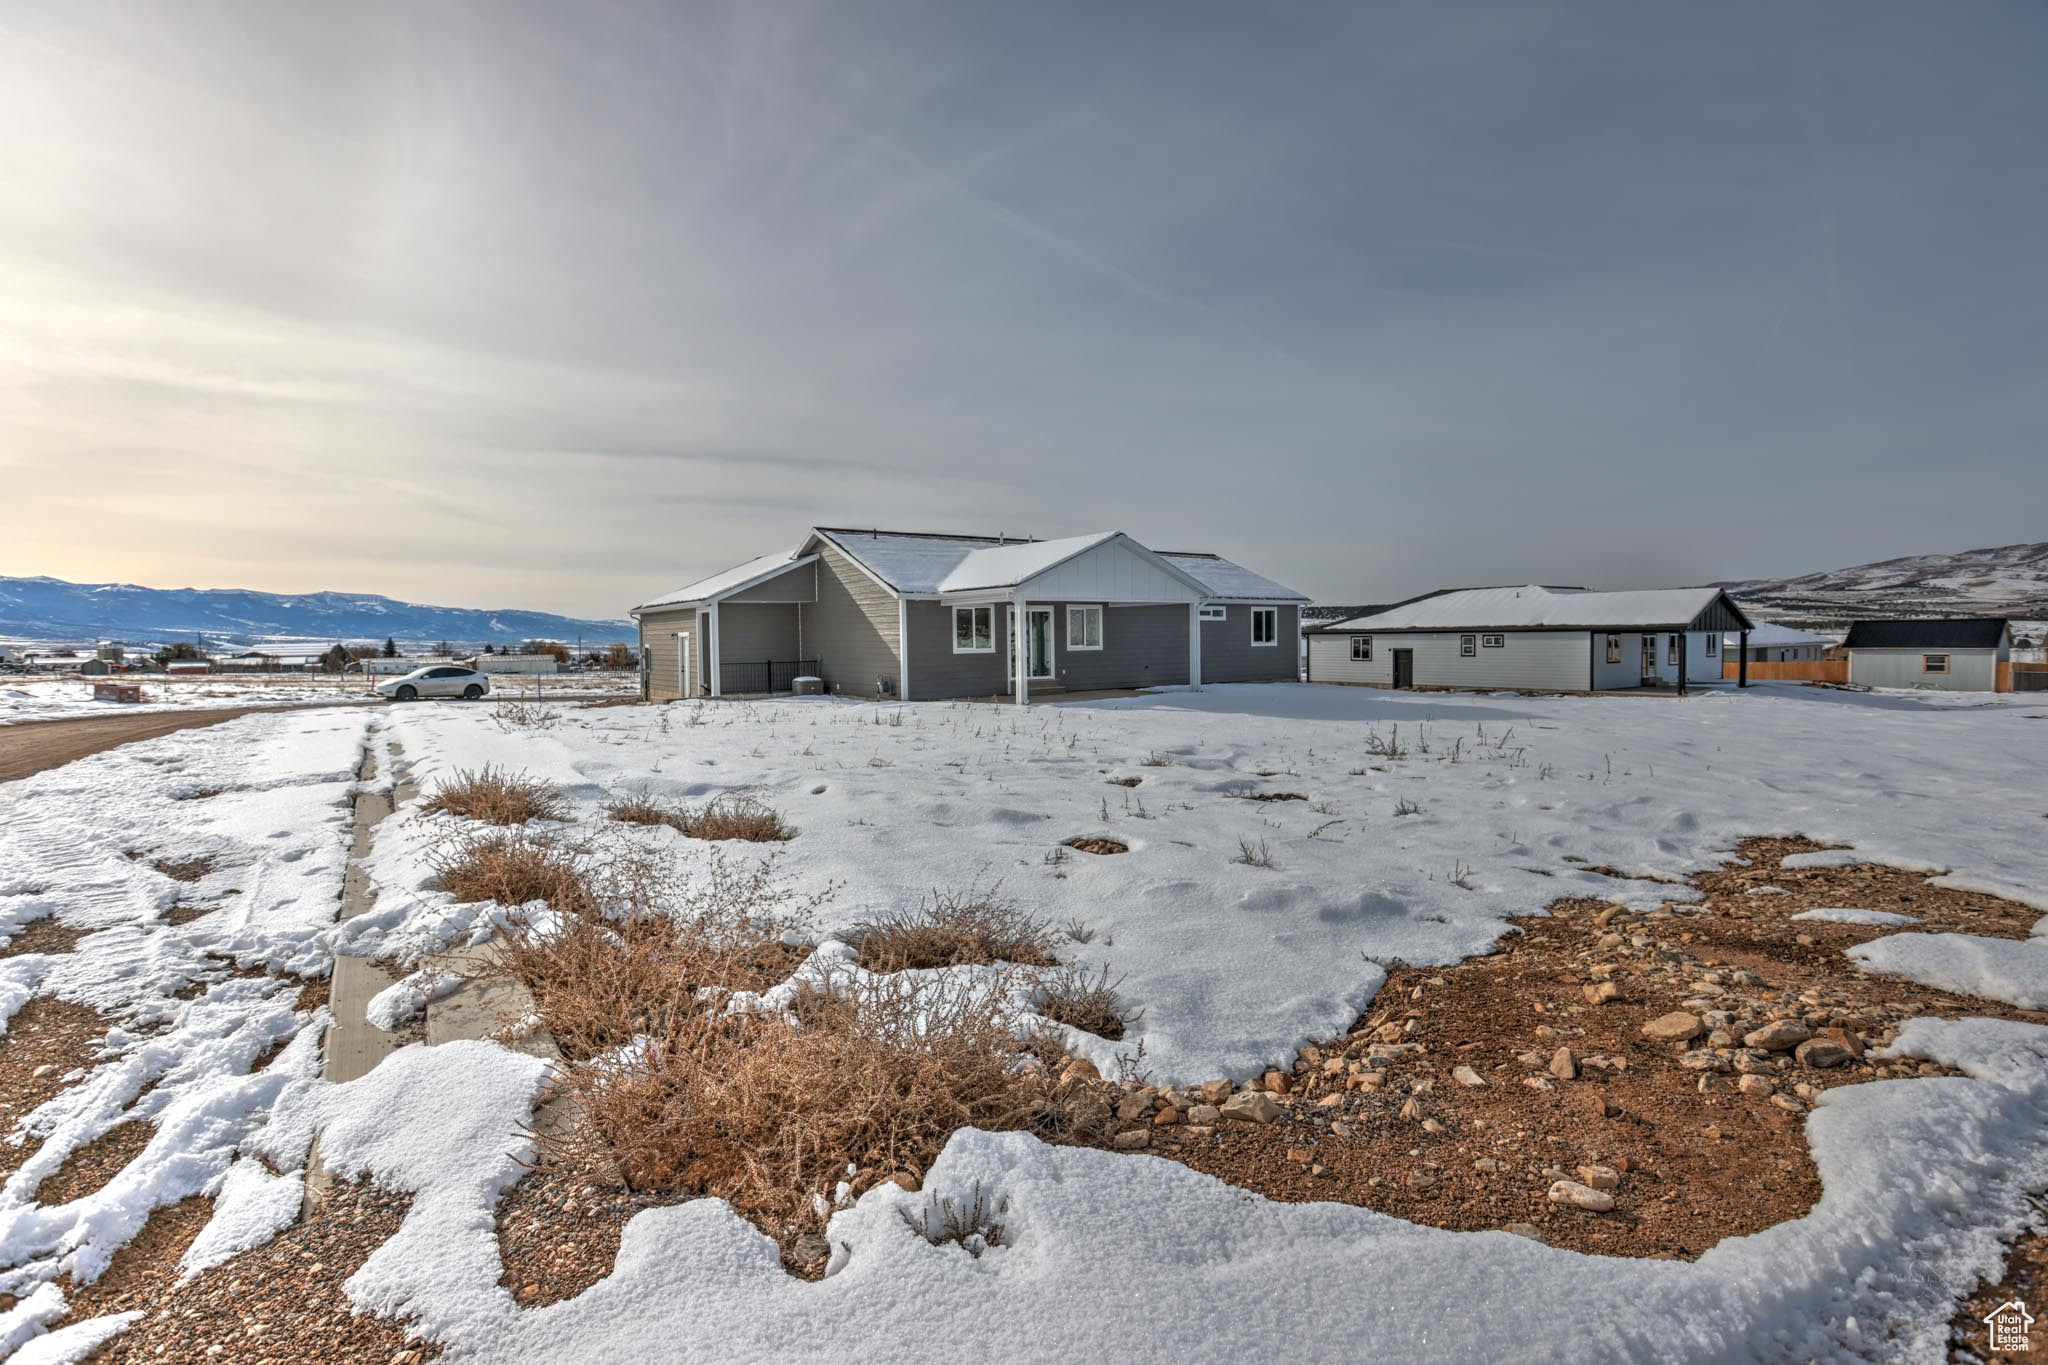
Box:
[149, 855, 216, 884]
[494, 1161, 687, 1308]
[295, 975, 331, 1014]
[0, 998, 109, 1185]
[160, 902, 217, 926]
[63, 1181, 440, 1363]
[1233, 791, 1306, 803]
[1096, 836, 2048, 1261]
[0, 706, 325, 785]
[1105, 776, 1141, 788]
[34, 1120, 152, 1205]
[0, 915, 86, 959]
[1947, 1206, 2047, 1362]
[1063, 837, 1129, 856]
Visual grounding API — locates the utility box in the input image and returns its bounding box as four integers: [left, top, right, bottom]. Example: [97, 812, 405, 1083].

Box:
[792, 675, 823, 696]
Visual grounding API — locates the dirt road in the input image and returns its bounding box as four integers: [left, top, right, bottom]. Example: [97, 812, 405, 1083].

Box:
[0, 706, 349, 783]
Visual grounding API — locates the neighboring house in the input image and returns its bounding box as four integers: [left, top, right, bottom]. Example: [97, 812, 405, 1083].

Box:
[1305, 584, 1755, 693]
[632, 527, 1307, 703]
[1722, 621, 1833, 662]
[474, 654, 558, 676]
[1842, 618, 2013, 692]
[164, 658, 214, 675]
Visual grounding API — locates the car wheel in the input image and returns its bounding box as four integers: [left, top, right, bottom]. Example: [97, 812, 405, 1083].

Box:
[396, 685, 417, 701]
[463, 685, 483, 700]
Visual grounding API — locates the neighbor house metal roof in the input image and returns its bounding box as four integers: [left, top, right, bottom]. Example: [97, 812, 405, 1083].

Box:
[1327, 584, 1744, 632]
[1841, 618, 2010, 649]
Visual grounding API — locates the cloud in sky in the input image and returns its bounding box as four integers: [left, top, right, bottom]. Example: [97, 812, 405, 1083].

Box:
[1, 0, 2043, 616]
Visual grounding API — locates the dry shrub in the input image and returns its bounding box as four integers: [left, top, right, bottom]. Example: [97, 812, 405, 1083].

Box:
[544, 969, 1069, 1241]
[605, 792, 794, 843]
[851, 887, 1060, 971]
[902, 1180, 1008, 1256]
[1032, 963, 1137, 1041]
[491, 700, 560, 732]
[430, 828, 597, 916]
[425, 766, 568, 825]
[497, 845, 815, 1060]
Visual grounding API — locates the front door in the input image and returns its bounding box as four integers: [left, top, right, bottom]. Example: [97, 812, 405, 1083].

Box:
[1640, 634, 1658, 684]
[1026, 607, 1054, 680]
[1392, 648, 1413, 689]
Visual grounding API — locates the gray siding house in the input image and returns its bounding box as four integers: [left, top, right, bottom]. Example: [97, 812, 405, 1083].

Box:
[1305, 584, 1755, 694]
[633, 528, 1306, 704]
[1843, 618, 2012, 692]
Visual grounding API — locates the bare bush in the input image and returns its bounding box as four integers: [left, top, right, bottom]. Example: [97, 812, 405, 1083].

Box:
[1139, 752, 1174, 767]
[901, 1180, 1008, 1257]
[1394, 798, 1425, 817]
[852, 886, 1060, 971]
[491, 700, 560, 732]
[429, 828, 597, 916]
[1234, 837, 1275, 869]
[605, 792, 794, 843]
[424, 765, 569, 825]
[1032, 963, 1137, 1041]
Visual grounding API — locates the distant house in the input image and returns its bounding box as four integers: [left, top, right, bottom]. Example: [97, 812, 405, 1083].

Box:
[474, 654, 558, 676]
[1305, 584, 1755, 694]
[1842, 618, 2012, 692]
[1723, 621, 1832, 663]
[632, 527, 1307, 702]
[164, 658, 214, 675]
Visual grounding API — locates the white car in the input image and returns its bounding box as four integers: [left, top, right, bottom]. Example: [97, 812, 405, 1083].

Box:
[375, 665, 492, 701]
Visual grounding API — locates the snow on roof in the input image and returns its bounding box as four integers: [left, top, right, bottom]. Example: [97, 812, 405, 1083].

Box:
[1157, 553, 1308, 602]
[1842, 618, 2011, 650]
[938, 532, 1121, 593]
[1330, 584, 1733, 631]
[813, 529, 1013, 594]
[634, 551, 804, 612]
[1721, 622, 1833, 648]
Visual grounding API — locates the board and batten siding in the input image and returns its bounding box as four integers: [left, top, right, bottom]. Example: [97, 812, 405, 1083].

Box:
[1848, 647, 2000, 692]
[639, 605, 702, 700]
[806, 541, 902, 698]
[905, 601, 1192, 699]
[1200, 604, 1299, 684]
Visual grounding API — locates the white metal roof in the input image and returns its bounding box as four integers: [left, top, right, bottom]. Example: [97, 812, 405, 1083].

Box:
[1157, 552, 1309, 602]
[1721, 621, 1833, 648]
[1329, 584, 1732, 631]
[634, 552, 809, 613]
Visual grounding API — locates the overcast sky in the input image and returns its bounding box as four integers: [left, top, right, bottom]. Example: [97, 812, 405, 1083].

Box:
[1, 1, 2042, 617]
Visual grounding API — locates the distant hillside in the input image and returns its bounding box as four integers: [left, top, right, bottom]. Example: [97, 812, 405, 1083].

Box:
[0, 574, 632, 649]
[1723, 542, 2048, 639]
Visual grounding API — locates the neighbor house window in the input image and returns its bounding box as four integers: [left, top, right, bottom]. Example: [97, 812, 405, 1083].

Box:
[1606, 634, 1621, 664]
[1460, 634, 1476, 657]
[1923, 653, 1950, 674]
[1667, 633, 1680, 665]
[1706, 635, 1718, 656]
[952, 605, 994, 654]
[1350, 636, 1372, 661]
[1481, 633, 1504, 649]
[1067, 605, 1103, 650]
[1199, 605, 1227, 621]
[1250, 608, 1278, 646]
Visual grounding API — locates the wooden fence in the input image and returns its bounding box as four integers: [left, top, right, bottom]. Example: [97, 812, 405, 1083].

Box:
[2009, 662, 2048, 693]
[1720, 660, 1849, 684]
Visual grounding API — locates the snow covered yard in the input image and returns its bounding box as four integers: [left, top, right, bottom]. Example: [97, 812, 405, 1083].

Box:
[0, 673, 638, 727]
[1, 682, 2046, 1361]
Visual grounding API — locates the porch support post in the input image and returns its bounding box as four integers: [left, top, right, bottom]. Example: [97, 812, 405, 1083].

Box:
[1677, 630, 1689, 697]
[1738, 629, 1750, 688]
[1188, 601, 1203, 692]
[707, 603, 721, 698]
[1013, 592, 1029, 706]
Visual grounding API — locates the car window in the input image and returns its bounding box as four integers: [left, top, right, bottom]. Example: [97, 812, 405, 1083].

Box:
[427, 667, 465, 678]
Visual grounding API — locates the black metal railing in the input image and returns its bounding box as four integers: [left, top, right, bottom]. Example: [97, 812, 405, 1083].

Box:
[718, 658, 820, 695]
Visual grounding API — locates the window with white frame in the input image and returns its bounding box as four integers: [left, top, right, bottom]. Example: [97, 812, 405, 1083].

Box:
[1706, 634, 1718, 656]
[1460, 634, 1476, 657]
[1067, 605, 1103, 650]
[1668, 633, 1680, 665]
[1350, 635, 1372, 661]
[1606, 634, 1621, 664]
[1923, 653, 1950, 674]
[1481, 633, 1504, 648]
[1199, 604, 1226, 621]
[952, 605, 994, 654]
[1250, 607, 1278, 646]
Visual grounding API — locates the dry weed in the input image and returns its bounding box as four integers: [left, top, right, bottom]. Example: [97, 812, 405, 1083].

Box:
[605, 792, 794, 843]
[425, 766, 569, 825]
[429, 828, 597, 916]
[1032, 963, 1137, 1041]
[851, 887, 1060, 971]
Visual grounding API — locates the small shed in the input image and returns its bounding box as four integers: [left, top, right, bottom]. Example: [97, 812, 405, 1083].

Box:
[1842, 618, 2012, 692]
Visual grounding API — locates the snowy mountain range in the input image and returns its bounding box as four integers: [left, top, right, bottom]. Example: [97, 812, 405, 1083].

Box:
[1723, 541, 2048, 637]
[0, 574, 632, 649]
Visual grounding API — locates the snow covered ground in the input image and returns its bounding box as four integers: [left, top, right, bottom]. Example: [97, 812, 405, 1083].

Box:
[0, 673, 637, 726]
[4, 682, 2047, 1361]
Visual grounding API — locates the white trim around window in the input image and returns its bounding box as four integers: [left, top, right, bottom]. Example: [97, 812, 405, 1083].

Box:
[1066, 604, 1104, 651]
[1250, 607, 1279, 646]
[1198, 604, 1227, 621]
[952, 604, 995, 654]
